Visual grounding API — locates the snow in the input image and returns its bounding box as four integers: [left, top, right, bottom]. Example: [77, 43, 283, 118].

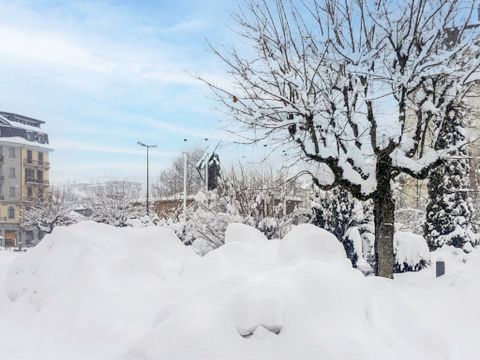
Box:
[0, 136, 53, 150]
[394, 231, 430, 272]
[0, 115, 47, 133]
[0, 222, 478, 359]
[278, 223, 347, 264]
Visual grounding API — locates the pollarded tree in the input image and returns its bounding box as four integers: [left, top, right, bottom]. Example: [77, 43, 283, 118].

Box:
[425, 103, 477, 251]
[203, 0, 480, 277]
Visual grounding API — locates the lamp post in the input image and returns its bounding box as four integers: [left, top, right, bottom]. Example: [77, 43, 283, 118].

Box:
[282, 150, 287, 216]
[183, 138, 188, 216]
[204, 138, 209, 192]
[137, 142, 157, 216]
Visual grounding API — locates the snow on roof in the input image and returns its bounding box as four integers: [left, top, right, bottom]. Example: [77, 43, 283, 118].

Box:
[0, 111, 44, 125]
[0, 137, 53, 151]
[0, 114, 47, 134]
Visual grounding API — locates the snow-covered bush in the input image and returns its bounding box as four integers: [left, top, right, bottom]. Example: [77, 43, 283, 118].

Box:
[185, 166, 308, 253]
[394, 232, 430, 273]
[311, 187, 373, 268]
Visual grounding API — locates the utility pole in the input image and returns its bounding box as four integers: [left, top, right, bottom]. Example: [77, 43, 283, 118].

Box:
[183, 138, 188, 216]
[282, 150, 287, 216]
[205, 138, 209, 192]
[137, 142, 157, 216]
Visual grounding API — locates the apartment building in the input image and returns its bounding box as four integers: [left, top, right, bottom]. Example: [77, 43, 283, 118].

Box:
[0, 111, 52, 247]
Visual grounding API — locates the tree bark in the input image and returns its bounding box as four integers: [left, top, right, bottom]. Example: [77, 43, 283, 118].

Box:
[374, 155, 395, 279]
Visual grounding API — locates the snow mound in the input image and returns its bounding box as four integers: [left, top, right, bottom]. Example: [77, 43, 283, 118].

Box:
[0, 223, 453, 360]
[394, 231, 430, 272]
[0, 221, 198, 360]
[278, 223, 347, 264]
[225, 223, 268, 244]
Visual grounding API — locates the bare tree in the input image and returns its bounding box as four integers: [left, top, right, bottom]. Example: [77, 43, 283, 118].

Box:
[22, 187, 80, 235]
[202, 0, 480, 277]
[152, 147, 205, 198]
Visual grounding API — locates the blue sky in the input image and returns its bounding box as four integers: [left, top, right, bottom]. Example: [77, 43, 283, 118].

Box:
[0, 0, 263, 184]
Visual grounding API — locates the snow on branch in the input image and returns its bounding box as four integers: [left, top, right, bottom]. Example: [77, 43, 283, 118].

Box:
[201, 0, 480, 199]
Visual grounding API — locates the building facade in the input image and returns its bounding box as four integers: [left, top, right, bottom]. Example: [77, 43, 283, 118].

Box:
[0, 111, 52, 247]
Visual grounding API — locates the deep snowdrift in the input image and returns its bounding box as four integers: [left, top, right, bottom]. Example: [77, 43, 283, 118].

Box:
[0, 222, 477, 360]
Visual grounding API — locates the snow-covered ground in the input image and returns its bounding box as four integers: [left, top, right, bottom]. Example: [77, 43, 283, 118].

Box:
[0, 222, 478, 360]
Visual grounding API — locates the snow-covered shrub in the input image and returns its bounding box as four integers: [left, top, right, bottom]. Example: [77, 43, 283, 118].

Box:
[311, 187, 373, 268]
[278, 224, 347, 264]
[184, 167, 308, 253]
[394, 232, 430, 273]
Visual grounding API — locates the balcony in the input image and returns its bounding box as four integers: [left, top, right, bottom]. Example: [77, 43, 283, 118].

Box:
[24, 159, 50, 169]
[25, 177, 49, 186]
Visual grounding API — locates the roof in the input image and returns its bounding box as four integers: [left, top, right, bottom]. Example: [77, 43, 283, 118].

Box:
[0, 111, 44, 127]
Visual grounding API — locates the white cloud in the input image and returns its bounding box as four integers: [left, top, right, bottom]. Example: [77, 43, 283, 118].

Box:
[0, 24, 114, 72]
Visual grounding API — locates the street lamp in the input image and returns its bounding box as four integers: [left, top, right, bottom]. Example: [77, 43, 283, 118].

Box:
[137, 141, 157, 216]
[183, 139, 188, 216]
[204, 138, 209, 192]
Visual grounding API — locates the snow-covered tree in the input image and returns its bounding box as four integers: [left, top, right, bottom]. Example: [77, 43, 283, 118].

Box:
[425, 103, 477, 251]
[203, 0, 480, 277]
[89, 181, 141, 227]
[21, 187, 80, 235]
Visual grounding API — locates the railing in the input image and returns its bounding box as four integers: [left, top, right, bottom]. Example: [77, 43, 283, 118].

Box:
[25, 159, 50, 168]
[25, 177, 49, 185]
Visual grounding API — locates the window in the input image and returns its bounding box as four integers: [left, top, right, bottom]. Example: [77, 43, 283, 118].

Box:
[27, 150, 32, 163]
[26, 168, 34, 180]
[27, 187, 33, 199]
[8, 148, 15, 158]
[38, 152, 44, 164]
[37, 170, 43, 182]
[8, 168, 15, 178]
[9, 187, 15, 198]
[8, 207, 14, 219]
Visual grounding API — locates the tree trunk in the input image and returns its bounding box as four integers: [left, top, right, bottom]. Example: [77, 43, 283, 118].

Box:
[374, 156, 395, 279]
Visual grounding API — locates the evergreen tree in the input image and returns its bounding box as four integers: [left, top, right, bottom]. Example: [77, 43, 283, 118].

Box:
[311, 187, 367, 266]
[425, 104, 476, 251]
